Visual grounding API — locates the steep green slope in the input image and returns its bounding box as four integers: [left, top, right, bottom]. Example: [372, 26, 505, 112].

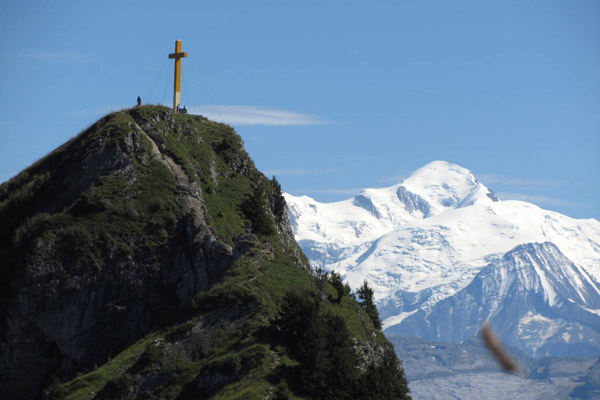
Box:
[0, 106, 410, 399]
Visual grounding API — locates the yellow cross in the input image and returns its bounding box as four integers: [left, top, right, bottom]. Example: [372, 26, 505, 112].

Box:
[168, 39, 188, 111]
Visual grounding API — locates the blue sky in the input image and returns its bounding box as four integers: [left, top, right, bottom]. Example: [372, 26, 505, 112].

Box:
[1, 0, 598, 219]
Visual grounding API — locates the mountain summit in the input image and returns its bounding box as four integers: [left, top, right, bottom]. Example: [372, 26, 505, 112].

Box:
[399, 160, 498, 215]
[0, 106, 410, 399]
[285, 161, 600, 357]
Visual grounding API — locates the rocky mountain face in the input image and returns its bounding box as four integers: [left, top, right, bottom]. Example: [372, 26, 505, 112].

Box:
[387, 242, 600, 357]
[284, 161, 600, 357]
[0, 106, 409, 399]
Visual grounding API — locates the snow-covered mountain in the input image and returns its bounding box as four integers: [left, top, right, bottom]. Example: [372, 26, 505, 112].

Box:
[388, 242, 600, 357]
[284, 161, 600, 356]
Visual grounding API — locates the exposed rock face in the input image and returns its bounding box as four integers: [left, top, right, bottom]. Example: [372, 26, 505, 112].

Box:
[0, 107, 304, 398]
[394, 186, 430, 217]
[0, 106, 404, 400]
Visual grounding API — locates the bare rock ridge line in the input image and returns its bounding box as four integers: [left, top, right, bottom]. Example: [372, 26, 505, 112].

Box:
[0, 109, 239, 397]
[130, 119, 231, 288]
[132, 119, 206, 223]
[135, 115, 234, 286]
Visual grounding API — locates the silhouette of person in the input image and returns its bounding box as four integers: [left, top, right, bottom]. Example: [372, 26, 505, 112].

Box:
[137, 96, 142, 107]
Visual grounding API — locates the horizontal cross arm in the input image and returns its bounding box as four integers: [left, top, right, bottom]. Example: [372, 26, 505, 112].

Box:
[168, 52, 188, 59]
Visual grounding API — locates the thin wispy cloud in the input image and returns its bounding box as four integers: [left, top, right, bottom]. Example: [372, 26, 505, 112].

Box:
[189, 105, 328, 126]
[497, 192, 587, 208]
[263, 167, 340, 176]
[477, 173, 567, 187]
[64, 105, 125, 116]
[16, 51, 99, 64]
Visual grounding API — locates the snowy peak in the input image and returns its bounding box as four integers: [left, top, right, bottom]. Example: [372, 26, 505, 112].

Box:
[284, 160, 600, 357]
[388, 242, 600, 356]
[504, 242, 600, 308]
[399, 161, 497, 215]
[346, 161, 498, 223]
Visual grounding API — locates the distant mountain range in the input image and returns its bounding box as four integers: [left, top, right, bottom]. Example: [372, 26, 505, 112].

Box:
[389, 335, 600, 400]
[285, 161, 600, 357]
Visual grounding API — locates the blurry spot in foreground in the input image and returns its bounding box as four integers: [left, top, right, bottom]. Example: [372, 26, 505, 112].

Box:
[481, 322, 518, 372]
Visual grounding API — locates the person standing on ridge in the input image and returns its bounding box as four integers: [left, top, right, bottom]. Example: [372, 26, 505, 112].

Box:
[137, 96, 142, 107]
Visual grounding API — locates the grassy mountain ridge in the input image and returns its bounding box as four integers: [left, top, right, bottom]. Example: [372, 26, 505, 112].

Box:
[0, 106, 410, 399]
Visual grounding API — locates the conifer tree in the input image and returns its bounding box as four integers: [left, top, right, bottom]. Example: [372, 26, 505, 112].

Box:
[361, 345, 411, 399]
[357, 280, 382, 330]
[277, 288, 411, 399]
[314, 267, 329, 301]
[270, 175, 285, 221]
[241, 183, 274, 236]
[328, 271, 345, 304]
[271, 175, 282, 196]
[273, 380, 292, 400]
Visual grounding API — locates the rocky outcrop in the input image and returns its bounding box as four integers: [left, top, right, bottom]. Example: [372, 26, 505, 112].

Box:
[0, 106, 404, 400]
[0, 107, 305, 398]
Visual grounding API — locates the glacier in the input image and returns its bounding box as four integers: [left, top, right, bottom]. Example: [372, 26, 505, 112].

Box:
[284, 161, 600, 356]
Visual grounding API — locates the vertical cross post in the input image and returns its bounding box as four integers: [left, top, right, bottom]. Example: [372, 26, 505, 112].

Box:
[168, 39, 188, 111]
